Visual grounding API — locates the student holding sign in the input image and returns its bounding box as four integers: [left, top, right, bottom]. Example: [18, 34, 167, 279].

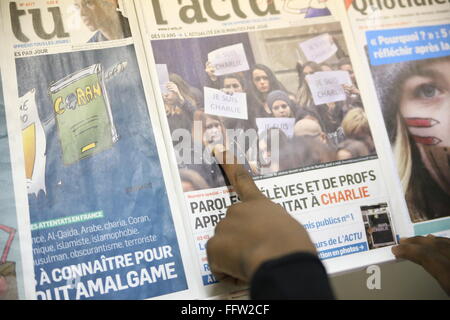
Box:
[295, 61, 320, 110]
[219, 73, 257, 132]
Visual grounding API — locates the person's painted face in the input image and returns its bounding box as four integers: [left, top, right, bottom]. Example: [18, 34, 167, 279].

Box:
[74, 0, 111, 31]
[223, 78, 243, 94]
[253, 69, 270, 93]
[271, 100, 292, 118]
[399, 58, 450, 193]
[204, 118, 223, 145]
[400, 59, 450, 147]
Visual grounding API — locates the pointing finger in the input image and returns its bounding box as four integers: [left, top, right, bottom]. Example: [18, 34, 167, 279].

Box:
[213, 145, 265, 202]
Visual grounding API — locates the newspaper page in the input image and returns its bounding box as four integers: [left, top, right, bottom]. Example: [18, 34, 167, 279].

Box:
[136, 0, 413, 298]
[345, 0, 450, 238]
[0, 0, 199, 300]
[0, 64, 35, 300]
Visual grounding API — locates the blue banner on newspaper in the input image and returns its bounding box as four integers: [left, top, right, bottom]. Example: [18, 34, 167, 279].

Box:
[318, 242, 368, 260]
[366, 24, 450, 66]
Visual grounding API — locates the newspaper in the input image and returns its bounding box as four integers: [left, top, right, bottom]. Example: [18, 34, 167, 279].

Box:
[135, 0, 413, 299]
[0, 0, 197, 300]
[0, 66, 34, 300]
[2, 0, 443, 301]
[345, 0, 450, 238]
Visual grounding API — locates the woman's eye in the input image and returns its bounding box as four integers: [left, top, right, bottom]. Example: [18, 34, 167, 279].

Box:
[416, 83, 440, 99]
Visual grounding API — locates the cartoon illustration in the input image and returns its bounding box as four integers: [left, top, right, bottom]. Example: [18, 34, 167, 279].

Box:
[283, 0, 331, 18]
[0, 225, 17, 300]
[49, 64, 119, 165]
[18, 61, 127, 199]
[19, 89, 47, 196]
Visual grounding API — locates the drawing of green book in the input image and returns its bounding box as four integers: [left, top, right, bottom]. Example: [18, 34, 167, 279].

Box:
[49, 64, 119, 165]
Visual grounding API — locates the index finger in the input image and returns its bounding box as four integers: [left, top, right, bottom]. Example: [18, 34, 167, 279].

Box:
[213, 145, 266, 202]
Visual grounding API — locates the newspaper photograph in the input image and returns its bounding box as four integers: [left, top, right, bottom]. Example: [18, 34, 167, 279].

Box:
[346, 0, 450, 238]
[137, 0, 411, 295]
[1, 1, 196, 300]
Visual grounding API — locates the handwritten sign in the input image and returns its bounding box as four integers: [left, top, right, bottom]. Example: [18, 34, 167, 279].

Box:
[156, 64, 169, 94]
[208, 43, 250, 76]
[19, 89, 47, 196]
[299, 33, 337, 63]
[305, 71, 352, 105]
[256, 117, 295, 138]
[204, 87, 248, 120]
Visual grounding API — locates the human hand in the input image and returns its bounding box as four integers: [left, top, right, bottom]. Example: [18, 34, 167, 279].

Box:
[205, 61, 218, 82]
[342, 84, 360, 96]
[206, 146, 316, 284]
[392, 235, 450, 295]
[166, 82, 184, 103]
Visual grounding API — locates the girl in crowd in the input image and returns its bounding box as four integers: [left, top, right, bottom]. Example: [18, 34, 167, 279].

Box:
[341, 107, 375, 154]
[249, 64, 287, 118]
[296, 61, 345, 146]
[338, 57, 363, 110]
[296, 61, 321, 108]
[219, 73, 258, 131]
[182, 111, 254, 188]
[255, 128, 290, 175]
[371, 56, 450, 222]
[266, 90, 296, 118]
[163, 73, 200, 145]
[180, 111, 228, 189]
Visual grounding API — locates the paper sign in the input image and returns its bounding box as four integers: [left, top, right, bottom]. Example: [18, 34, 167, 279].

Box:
[305, 71, 352, 105]
[19, 89, 47, 196]
[256, 117, 295, 138]
[204, 87, 248, 120]
[156, 64, 169, 94]
[299, 33, 337, 63]
[208, 43, 250, 76]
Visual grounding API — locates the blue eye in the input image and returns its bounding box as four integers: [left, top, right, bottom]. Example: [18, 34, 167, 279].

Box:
[417, 84, 439, 99]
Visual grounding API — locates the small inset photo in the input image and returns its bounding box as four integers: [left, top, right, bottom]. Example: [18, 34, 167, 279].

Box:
[361, 203, 396, 250]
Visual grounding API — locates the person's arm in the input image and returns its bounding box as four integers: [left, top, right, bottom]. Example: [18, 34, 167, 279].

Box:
[204, 61, 221, 89]
[251, 252, 334, 299]
[206, 145, 334, 299]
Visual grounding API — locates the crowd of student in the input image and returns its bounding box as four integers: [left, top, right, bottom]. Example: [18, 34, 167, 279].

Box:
[161, 57, 376, 191]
